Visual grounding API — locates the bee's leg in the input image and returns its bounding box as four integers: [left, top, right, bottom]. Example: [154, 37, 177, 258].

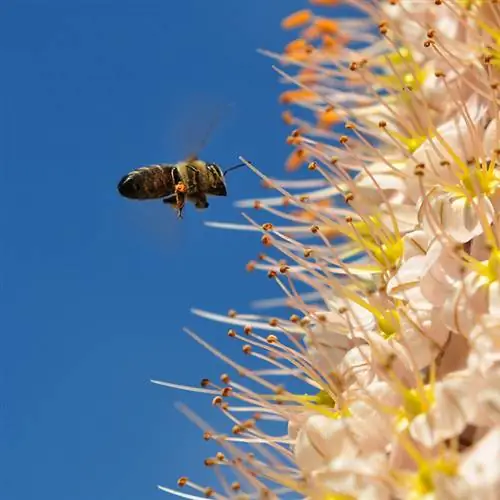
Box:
[193, 193, 209, 210]
[162, 194, 176, 204]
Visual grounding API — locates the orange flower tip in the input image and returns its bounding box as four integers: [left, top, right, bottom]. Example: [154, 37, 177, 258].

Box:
[304, 248, 313, 258]
[231, 482, 241, 492]
[203, 431, 213, 441]
[311, 224, 320, 233]
[290, 314, 300, 323]
[258, 252, 266, 260]
[311, 0, 340, 5]
[286, 149, 307, 171]
[282, 110, 294, 125]
[261, 234, 272, 246]
[244, 325, 253, 335]
[275, 385, 285, 395]
[204, 487, 214, 498]
[216, 452, 225, 461]
[267, 270, 278, 278]
[279, 264, 290, 274]
[345, 215, 353, 223]
[307, 161, 318, 171]
[414, 164, 426, 176]
[204, 458, 216, 467]
[322, 34, 339, 51]
[344, 193, 354, 203]
[227, 328, 236, 337]
[267, 334, 278, 343]
[212, 395, 223, 406]
[268, 318, 279, 327]
[345, 122, 356, 130]
[314, 18, 338, 35]
[246, 260, 256, 272]
[261, 178, 274, 189]
[302, 25, 321, 40]
[299, 195, 309, 202]
[284, 38, 308, 53]
[378, 21, 389, 35]
[253, 200, 262, 210]
[220, 373, 230, 383]
[339, 135, 349, 144]
[221, 386, 232, 397]
[228, 309, 237, 318]
[262, 222, 273, 231]
[242, 344, 252, 355]
[177, 477, 188, 487]
[281, 9, 312, 30]
[280, 89, 316, 104]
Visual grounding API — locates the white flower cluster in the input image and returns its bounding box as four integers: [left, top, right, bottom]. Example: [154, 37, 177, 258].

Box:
[159, 2, 500, 499]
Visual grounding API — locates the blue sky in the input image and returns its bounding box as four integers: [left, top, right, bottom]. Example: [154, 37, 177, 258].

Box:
[1, 1, 308, 499]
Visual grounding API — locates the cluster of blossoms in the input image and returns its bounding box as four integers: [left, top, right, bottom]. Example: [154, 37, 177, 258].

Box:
[157, 1, 500, 498]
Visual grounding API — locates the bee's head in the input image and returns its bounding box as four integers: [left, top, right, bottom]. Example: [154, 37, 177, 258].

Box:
[205, 163, 228, 196]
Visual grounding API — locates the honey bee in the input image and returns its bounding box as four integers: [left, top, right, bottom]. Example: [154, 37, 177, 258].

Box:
[117, 158, 245, 218]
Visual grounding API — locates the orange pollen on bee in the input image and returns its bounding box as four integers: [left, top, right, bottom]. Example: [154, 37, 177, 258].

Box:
[175, 182, 187, 193]
[281, 9, 312, 30]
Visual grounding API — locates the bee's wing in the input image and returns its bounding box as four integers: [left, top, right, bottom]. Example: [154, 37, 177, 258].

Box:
[163, 94, 234, 162]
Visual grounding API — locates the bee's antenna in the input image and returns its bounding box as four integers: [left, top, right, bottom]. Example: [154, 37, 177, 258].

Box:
[223, 163, 246, 176]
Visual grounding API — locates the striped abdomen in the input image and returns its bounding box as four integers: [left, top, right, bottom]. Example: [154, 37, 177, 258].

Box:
[117, 164, 177, 199]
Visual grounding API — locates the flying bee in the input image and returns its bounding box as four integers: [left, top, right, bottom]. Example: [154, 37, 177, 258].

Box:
[117, 158, 245, 218]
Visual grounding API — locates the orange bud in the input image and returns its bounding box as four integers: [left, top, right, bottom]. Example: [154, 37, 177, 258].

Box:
[284, 38, 308, 54]
[302, 25, 321, 40]
[286, 149, 307, 171]
[311, 0, 340, 5]
[315, 18, 339, 35]
[317, 107, 339, 129]
[282, 10, 312, 30]
[281, 111, 294, 125]
[280, 89, 317, 104]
